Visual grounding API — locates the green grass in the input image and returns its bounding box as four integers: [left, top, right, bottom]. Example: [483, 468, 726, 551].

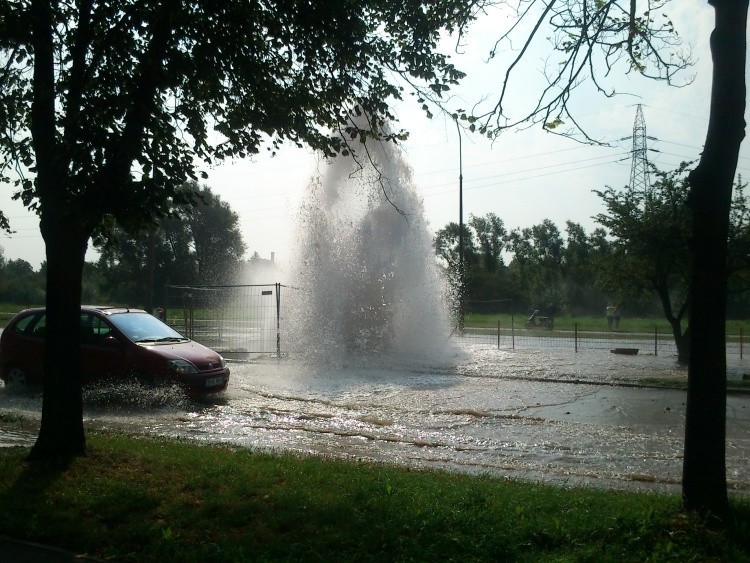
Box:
[2, 301, 748, 338]
[0, 430, 749, 561]
[0, 303, 41, 314]
[0, 303, 42, 328]
[465, 312, 750, 336]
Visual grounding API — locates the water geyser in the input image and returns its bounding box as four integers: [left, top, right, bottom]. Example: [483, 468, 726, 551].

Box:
[288, 129, 453, 363]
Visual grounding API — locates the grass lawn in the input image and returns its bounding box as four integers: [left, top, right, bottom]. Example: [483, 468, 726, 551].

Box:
[464, 312, 749, 337]
[2, 301, 748, 338]
[0, 421, 748, 561]
[0, 303, 41, 328]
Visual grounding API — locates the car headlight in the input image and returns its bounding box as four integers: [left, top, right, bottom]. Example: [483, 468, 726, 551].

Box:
[218, 356, 226, 369]
[168, 359, 198, 374]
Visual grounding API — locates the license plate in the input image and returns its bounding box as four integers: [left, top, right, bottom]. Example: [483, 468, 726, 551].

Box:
[205, 376, 224, 387]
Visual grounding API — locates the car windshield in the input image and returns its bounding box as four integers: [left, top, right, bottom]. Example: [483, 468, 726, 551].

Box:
[108, 312, 187, 343]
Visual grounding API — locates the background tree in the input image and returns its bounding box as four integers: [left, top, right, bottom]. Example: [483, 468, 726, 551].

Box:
[96, 184, 246, 309]
[187, 185, 246, 286]
[435, 214, 514, 316]
[469, 213, 506, 273]
[434, 222, 479, 273]
[435, 220, 480, 318]
[595, 167, 750, 365]
[594, 165, 692, 361]
[0, 255, 44, 304]
[467, 213, 513, 312]
[726, 176, 750, 316]
[0, 0, 479, 460]
[562, 221, 608, 316]
[505, 219, 564, 312]
[437, 215, 618, 317]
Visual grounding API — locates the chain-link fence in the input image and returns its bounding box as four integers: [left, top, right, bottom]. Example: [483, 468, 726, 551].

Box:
[164, 284, 286, 355]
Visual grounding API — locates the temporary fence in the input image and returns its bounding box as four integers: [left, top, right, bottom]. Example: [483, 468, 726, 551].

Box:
[457, 320, 749, 358]
[163, 284, 286, 355]
[456, 298, 750, 356]
[161, 287, 747, 359]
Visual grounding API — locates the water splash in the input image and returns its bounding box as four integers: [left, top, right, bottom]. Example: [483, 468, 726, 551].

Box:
[288, 130, 454, 364]
[82, 381, 190, 409]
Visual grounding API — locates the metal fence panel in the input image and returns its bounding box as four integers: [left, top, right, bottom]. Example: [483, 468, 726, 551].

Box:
[164, 284, 283, 354]
[162, 287, 746, 359]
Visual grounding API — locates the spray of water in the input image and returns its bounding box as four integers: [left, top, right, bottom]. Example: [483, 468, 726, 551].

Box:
[287, 129, 454, 365]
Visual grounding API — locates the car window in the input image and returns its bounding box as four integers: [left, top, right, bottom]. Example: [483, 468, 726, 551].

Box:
[30, 314, 46, 338]
[80, 313, 115, 345]
[12, 313, 39, 335]
[91, 316, 113, 339]
[81, 313, 94, 344]
[108, 312, 186, 343]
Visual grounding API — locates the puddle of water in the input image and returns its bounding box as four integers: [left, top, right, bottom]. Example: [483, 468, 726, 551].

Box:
[0, 428, 36, 448]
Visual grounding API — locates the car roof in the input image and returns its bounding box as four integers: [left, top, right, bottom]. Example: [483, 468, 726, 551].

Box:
[14, 306, 148, 316]
[81, 306, 148, 315]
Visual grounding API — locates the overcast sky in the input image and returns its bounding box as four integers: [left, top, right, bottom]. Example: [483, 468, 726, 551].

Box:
[2, 2, 749, 272]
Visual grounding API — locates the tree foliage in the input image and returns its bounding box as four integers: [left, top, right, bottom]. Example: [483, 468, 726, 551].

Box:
[0, 247, 44, 304]
[1, 0, 476, 225]
[470, 213, 506, 272]
[595, 165, 692, 359]
[433, 165, 750, 341]
[434, 213, 514, 313]
[595, 166, 750, 363]
[435, 213, 614, 316]
[95, 184, 246, 310]
[462, 0, 692, 140]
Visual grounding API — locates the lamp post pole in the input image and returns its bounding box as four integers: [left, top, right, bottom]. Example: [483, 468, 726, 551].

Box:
[455, 119, 465, 334]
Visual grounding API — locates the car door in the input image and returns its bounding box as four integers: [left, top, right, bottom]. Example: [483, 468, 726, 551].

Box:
[3, 311, 46, 384]
[80, 312, 129, 383]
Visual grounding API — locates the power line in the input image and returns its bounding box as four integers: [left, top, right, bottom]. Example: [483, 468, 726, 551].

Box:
[411, 143, 604, 177]
[418, 152, 630, 193]
[423, 156, 629, 198]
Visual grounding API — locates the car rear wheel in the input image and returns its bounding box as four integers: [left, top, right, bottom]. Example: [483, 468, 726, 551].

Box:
[4, 366, 28, 387]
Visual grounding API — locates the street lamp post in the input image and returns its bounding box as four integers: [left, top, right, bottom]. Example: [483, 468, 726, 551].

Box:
[455, 118, 465, 334]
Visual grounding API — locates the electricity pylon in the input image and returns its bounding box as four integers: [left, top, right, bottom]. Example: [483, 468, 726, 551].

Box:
[629, 104, 651, 193]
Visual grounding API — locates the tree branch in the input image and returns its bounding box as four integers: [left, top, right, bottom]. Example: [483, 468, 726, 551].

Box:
[62, 0, 94, 152]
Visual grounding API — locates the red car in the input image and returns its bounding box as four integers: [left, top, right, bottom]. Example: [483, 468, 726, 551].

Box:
[0, 306, 229, 396]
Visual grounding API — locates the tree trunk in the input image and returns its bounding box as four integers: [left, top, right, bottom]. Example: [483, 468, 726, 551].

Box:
[683, 0, 747, 517]
[655, 284, 689, 363]
[28, 215, 90, 461]
[672, 323, 689, 365]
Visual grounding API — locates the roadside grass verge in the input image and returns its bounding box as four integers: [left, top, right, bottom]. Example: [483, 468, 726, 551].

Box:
[0, 432, 749, 561]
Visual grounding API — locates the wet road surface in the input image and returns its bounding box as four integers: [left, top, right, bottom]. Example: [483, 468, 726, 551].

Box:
[2, 342, 749, 494]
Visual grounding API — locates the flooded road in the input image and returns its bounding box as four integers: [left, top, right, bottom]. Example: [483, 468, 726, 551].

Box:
[2, 341, 749, 494]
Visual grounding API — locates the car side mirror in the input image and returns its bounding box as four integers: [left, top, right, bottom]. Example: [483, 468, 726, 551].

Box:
[103, 336, 121, 348]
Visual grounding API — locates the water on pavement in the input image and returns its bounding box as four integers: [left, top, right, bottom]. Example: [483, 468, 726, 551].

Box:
[2, 340, 749, 494]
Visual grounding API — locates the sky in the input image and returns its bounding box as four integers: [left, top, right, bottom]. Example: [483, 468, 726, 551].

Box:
[2, 2, 749, 273]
